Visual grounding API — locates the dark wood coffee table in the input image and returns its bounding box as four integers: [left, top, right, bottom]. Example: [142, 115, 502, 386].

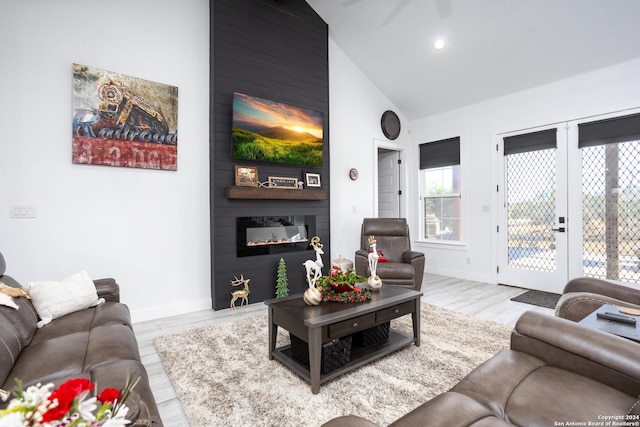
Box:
[265, 286, 422, 393]
[579, 304, 640, 342]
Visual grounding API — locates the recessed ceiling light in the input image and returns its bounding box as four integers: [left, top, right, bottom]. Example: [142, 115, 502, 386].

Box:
[434, 39, 445, 50]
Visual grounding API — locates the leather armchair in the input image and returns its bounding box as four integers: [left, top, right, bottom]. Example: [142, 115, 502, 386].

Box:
[355, 218, 425, 291]
[555, 276, 640, 321]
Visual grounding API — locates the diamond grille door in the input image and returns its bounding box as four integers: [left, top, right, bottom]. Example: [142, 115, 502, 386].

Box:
[582, 140, 640, 283]
[506, 149, 557, 272]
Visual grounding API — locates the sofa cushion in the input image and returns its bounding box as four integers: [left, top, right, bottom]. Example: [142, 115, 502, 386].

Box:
[0, 275, 38, 347]
[389, 392, 514, 427]
[0, 312, 24, 385]
[451, 350, 635, 425]
[7, 331, 89, 387]
[507, 366, 635, 425]
[376, 262, 415, 279]
[30, 302, 131, 345]
[3, 303, 137, 390]
[26, 271, 104, 327]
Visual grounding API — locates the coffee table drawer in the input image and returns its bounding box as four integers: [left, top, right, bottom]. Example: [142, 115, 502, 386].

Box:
[329, 313, 376, 338]
[377, 301, 415, 323]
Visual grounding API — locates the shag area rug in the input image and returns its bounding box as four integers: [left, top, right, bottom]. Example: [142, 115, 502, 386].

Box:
[154, 303, 511, 427]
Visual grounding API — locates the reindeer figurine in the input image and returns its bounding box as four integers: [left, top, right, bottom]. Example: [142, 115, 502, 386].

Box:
[367, 235, 383, 291]
[230, 274, 250, 310]
[368, 235, 379, 277]
[303, 236, 324, 288]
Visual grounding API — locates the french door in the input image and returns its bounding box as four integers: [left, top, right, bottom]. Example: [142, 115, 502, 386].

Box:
[498, 110, 640, 294]
[498, 125, 569, 293]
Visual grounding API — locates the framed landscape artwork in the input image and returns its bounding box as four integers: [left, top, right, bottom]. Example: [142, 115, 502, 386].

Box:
[232, 92, 323, 167]
[72, 63, 179, 170]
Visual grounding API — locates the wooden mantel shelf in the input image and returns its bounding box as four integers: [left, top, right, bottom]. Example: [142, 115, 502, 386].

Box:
[226, 186, 327, 200]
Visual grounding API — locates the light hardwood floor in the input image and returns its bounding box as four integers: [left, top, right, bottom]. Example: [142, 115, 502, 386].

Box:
[132, 274, 555, 426]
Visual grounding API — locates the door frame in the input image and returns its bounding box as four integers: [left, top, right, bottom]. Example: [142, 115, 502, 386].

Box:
[494, 107, 640, 292]
[373, 139, 406, 218]
[496, 123, 570, 294]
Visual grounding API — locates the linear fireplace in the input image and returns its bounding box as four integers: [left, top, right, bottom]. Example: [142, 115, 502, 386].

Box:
[237, 216, 316, 257]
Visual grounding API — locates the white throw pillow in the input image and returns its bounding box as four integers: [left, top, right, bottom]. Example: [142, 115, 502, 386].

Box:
[26, 270, 104, 328]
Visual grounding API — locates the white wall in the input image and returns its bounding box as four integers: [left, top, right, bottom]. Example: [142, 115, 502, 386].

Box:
[328, 38, 640, 285]
[407, 57, 640, 284]
[0, 0, 211, 322]
[328, 38, 411, 262]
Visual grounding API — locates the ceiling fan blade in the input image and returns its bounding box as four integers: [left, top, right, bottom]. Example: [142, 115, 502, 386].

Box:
[434, 0, 452, 19]
[381, 0, 410, 25]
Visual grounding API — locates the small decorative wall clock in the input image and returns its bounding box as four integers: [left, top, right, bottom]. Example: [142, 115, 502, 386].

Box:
[349, 168, 359, 181]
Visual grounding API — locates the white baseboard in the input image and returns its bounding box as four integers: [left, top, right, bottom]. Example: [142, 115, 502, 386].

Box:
[130, 297, 212, 323]
[425, 267, 493, 285]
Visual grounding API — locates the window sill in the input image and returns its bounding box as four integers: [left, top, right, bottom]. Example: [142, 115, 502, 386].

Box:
[415, 240, 466, 250]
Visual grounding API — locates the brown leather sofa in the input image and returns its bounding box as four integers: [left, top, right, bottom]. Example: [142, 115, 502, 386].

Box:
[556, 276, 640, 321]
[323, 311, 640, 426]
[355, 218, 425, 291]
[0, 252, 162, 426]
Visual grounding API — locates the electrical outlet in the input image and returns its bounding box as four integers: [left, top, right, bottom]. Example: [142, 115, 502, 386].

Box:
[10, 205, 37, 219]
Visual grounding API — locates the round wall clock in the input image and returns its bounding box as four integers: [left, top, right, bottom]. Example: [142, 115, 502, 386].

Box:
[381, 110, 401, 140]
[349, 168, 359, 181]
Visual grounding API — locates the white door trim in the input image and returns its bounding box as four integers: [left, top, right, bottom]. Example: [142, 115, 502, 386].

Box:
[373, 139, 406, 218]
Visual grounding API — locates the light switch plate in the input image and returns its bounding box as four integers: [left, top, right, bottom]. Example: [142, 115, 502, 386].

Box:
[10, 205, 37, 218]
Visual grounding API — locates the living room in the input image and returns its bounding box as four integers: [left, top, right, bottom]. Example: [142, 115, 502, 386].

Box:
[2, 0, 640, 425]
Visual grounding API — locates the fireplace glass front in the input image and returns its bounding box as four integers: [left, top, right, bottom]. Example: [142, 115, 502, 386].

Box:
[237, 216, 315, 257]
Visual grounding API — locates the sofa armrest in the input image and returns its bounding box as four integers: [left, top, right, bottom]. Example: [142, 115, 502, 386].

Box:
[555, 291, 640, 321]
[403, 251, 425, 291]
[562, 277, 640, 305]
[94, 278, 120, 303]
[512, 311, 640, 395]
[402, 250, 423, 261]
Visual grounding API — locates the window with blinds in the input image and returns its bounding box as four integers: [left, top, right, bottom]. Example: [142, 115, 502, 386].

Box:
[419, 137, 461, 241]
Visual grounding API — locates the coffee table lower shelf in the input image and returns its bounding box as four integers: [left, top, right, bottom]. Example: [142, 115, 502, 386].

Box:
[272, 330, 415, 386]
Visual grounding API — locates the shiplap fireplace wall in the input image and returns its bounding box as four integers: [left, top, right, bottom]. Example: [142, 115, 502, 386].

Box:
[210, 0, 330, 310]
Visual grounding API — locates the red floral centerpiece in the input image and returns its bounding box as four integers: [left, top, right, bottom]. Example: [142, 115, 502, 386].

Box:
[0, 371, 139, 426]
[316, 266, 371, 303]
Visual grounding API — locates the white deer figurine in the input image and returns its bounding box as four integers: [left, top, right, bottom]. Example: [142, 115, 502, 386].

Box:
[230, 274, 250, 310]
[367, 235, 382, 290]
[303, 236, 324, 288]
[368, 235, 379, 277]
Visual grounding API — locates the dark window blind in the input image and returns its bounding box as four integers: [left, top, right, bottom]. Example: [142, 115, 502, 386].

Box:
[504, 128, 557, 155]
[578, 113, 640, 148]
[419, 137, 460, 169]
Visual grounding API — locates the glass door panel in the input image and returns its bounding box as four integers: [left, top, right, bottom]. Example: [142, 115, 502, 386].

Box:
[498, 126, 568, 293]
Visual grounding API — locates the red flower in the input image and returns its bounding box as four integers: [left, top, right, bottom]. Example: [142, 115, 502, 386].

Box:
[42, 378, 94, 422]
[98, 387, 121, 404]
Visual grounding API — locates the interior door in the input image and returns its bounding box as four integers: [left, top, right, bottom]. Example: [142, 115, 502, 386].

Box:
[378, 148, 401, 218]
[497, 125, 569, 293]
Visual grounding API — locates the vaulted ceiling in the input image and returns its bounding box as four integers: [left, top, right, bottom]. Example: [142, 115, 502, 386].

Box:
[306, 0, 640, 120]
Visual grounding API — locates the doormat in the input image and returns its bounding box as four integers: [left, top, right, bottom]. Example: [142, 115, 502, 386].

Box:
[510, 290, 561, 309]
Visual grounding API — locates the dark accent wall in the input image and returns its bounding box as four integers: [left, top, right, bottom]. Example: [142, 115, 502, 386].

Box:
[211, 0, 330, 310]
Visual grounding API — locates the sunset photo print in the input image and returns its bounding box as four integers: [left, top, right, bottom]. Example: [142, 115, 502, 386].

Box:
[231, 92, 323, 167]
